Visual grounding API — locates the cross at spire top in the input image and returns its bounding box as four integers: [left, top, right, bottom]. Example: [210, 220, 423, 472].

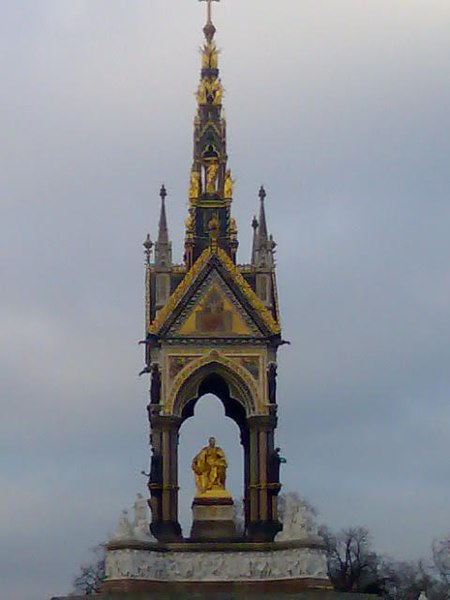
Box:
[199, 0, 220, 25]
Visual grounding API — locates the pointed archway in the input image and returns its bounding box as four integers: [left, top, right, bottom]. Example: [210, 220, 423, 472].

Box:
[148, 357, 281, 542]
[178, 393, 243, 536]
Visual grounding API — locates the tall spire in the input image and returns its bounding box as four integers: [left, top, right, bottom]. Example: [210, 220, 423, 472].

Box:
[154, 184, 172, 268]
[252, 186, 276, 269]
[185, 0, 238, 267]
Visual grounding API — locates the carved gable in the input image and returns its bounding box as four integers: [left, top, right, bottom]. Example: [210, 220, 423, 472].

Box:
[168, 272, 260, 338]
[149, 248, 280, 339]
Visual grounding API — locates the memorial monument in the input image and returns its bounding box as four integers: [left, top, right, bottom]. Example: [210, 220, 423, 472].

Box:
[102, 0, 331, 593]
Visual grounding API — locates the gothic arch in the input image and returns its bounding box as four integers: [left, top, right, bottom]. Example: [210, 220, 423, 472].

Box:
[169, 352, 258, 424]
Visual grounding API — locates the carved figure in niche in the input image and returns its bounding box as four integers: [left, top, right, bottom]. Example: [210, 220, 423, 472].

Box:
[268, 447, 286, 485]
[224, 169, 233, 198]
[229, 216, 238, 242]
[185, 213, 194, 232]
[196, 288, 232, 333]
[191, 436, 228, 496]
[150, 448, 163, 485]
[197, 79, 207, 104]
[150, 363, 161, 404]
[189, 169, 201, 198]
[267, 362, 277, 404]
[211, 79, 223, 104]
[208, 213, 220, 243]
[205, 160, 219, 193]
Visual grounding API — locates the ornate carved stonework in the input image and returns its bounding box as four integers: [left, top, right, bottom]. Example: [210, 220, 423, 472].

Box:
[105, 545, 328, 582]
[168, 355, 196, 379]
[236, 355, 260, 380]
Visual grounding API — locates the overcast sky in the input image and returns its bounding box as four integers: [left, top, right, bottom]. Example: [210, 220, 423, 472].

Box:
[1, 1, 450, 598]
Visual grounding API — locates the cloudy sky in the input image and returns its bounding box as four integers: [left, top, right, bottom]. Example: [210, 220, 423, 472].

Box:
[1, 1, 449, 598]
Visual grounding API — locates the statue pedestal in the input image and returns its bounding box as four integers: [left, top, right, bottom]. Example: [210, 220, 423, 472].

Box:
[102, 538, 333, 594]
[190, 494, 237, 541]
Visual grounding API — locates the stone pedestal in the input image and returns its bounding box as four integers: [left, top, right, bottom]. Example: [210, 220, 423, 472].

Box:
[190, 495, 237, 541]
[103, 538, 333, 593]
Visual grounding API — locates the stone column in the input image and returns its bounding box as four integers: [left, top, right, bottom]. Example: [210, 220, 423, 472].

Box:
[240, 428, 251, 531]
[148, 413, 182, 541]
[246, 414, 281, 542]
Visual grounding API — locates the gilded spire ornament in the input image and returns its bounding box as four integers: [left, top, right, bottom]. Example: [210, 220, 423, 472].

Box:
[199, 0, 220, 26]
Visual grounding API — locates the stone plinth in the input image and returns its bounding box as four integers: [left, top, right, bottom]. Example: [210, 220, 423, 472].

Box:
[190, 495, 236, 540]
[103, 538, 332, 594]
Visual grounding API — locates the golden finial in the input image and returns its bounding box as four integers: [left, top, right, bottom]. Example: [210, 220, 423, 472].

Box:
[199, 0, 220, 42]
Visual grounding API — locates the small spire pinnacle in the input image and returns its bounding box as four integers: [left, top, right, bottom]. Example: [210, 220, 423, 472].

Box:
[143, 233, 153, 265]
[158, 185, 169, 243]
[251, 215, 259, 265]
[154, 184, 172, 268]
[258, 185, 268, 242]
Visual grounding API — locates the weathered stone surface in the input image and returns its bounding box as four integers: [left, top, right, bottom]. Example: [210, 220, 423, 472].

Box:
[277, 492, 319, 541]
[110, 494, 156, 543]
[105, 544, 328, 582]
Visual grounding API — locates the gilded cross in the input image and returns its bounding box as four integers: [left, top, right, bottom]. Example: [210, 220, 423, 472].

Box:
[199, 0, 220, 24]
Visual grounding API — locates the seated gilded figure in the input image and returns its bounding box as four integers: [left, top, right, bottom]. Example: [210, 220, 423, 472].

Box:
[191, 436, 230, 497]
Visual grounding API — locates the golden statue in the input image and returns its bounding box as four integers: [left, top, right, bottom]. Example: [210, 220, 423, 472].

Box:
[211, 79, 223, 105]
[224, 169, 233, 198]
[197, 79, 207, 104]
[202, 43, 218, 70]
[185, 213, 194, 231]
[189, 169, 200, 198]
[192, 437, 229, 497]
[229, 217, 238, 240]
[206, 161, 218, 193]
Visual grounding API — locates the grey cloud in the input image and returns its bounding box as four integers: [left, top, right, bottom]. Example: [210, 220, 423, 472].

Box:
[1, 1, 450, 598]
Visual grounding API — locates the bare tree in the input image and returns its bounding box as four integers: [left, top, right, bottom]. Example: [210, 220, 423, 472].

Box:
[321, 525, 382, 593]
[380, 557, 433, 600]
[72, 543, 106, 596]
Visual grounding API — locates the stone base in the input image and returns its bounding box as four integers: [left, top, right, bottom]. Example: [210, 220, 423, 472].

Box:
[103, 539, 332, 593]
[55, 592, 380, 599]
[190, 496, 236, 541]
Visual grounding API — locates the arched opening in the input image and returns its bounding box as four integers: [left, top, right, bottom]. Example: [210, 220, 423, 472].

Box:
[178, 392, 243, 536]
[171, 359, 256, 422]
[172, 365, 252, 538]
[149, 358, 280, 542]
